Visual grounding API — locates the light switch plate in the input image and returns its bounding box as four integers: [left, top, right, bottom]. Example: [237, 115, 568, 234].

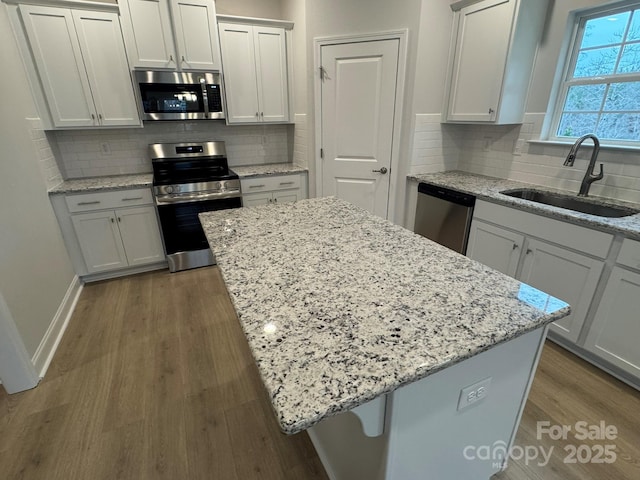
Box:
[458, 377, 492, 411]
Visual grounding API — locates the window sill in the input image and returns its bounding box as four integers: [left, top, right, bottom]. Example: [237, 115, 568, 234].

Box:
[528, 139, 640, 153]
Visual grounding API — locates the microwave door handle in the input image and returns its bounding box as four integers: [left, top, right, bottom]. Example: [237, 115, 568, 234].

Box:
[201, 82, 210, 119]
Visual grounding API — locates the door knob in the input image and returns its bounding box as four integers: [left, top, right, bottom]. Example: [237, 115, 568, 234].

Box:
[372, 167, 388, 174]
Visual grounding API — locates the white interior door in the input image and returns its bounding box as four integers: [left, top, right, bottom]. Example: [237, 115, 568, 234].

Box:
[320, 39, 399, 218]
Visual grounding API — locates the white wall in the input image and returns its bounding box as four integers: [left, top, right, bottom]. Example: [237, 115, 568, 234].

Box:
[216, 0, 282, 19]
[0, 5, 76, 357]
[305, 0, 423, 221]
[281, 0, 308, 168]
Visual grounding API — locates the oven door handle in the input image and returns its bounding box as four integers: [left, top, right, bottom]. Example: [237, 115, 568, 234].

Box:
[155, 190, 241, 205]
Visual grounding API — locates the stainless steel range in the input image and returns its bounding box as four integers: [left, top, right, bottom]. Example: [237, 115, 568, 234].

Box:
[151, 141, 241, 272]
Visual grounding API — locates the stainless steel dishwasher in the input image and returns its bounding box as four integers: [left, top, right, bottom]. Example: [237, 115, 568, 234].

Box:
[414, 182, 476, 254]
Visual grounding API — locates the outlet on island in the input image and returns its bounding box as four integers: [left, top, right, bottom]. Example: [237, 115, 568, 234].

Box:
[457, 377, 492, 411]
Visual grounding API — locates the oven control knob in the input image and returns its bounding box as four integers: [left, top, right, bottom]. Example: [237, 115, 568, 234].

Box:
[165, 186, 174, 194]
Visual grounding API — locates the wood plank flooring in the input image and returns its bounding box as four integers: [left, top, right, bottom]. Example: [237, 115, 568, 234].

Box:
[494, 341, 640, 480]
[0, 267, 638, 479]
[0, 268, 326, 480]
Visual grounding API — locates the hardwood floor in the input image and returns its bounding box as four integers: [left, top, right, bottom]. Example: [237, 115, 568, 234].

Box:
[494, 341, 640, 480]
[0, 268, 327, 480]
[1, 267, 638, 479]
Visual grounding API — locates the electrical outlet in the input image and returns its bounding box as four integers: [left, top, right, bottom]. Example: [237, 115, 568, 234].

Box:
[483, 136, 492, 152]
[101, 143, 111, 155]
[513, 138, 526, 156]
[458, 377, 492, 411]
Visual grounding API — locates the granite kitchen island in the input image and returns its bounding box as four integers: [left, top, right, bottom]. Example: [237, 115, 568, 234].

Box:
[200, 197, 570, 479]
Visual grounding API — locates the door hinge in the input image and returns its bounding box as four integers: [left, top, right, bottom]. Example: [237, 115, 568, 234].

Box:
[319, 66, 326, 81]
[320, 148, 324, 159]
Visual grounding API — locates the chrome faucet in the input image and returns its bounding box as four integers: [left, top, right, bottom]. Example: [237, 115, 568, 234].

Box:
[563, 133, 603, 197]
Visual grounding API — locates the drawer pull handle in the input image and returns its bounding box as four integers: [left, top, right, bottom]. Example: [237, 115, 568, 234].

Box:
[122, 197, 143, 201]
[77, 201, 100, 206]
[279, 181, 294, 186]
[249, 184, 266, 188]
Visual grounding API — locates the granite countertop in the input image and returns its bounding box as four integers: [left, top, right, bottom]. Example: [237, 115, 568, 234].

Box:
[48, 174, 153, 194]
[199, 197, 569, 435]
[48, 164, 307, 194]
[408, 171, 640, 239]
[232, 163, 308, 178]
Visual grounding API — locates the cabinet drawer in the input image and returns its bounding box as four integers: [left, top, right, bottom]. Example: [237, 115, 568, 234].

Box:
[241, 174, 301, 193]
[618, 238, 640, 270]
[66, 188, 153, 213]
[473, 200, 613, 259]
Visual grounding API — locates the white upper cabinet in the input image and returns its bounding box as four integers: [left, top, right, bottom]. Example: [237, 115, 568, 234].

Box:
[71, 10, 141, 126]
[19, 5, 140, 128]
[443, 0, 548, 124]
[218, 21, 290, 123]
[119, 0, 222, 71]
[118, 0, 177, 69]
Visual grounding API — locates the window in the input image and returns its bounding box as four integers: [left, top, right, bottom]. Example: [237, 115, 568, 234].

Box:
[552, 4, 640, 144]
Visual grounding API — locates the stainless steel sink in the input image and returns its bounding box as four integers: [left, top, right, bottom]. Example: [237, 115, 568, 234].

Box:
[500, 189, 639, 218]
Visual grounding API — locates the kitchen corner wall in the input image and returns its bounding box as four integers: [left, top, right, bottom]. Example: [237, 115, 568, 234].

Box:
[408, 114, 460, 175]
[456, 113, 640, 204]
[293, 114, 308, 167]
[53, 122, 292, 178]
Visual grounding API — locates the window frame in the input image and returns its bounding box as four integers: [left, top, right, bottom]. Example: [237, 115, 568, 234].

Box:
[549, 1, 640, 147]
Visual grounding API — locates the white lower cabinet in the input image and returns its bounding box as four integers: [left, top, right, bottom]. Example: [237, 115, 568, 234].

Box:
[468, 220, 604, 342]
[466, 221, 524, 277]
[51, 188, 166, 278]
[72, 206, 164, 274]
[584, 238, 640, 379]
[72, 210, 128, 273]
[240, 173, 307, 207]
[467, 200, 610, 344]
[518, 238, 603, 343]
[467, 199, 640, 386]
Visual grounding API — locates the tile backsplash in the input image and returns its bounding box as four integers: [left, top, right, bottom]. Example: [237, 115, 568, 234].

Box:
[456, 113, 640, 204]
[409, 112, 640, 204]
[27, 117, 63, 189]
[54, 121, 293, 178]
[409, 114, 460, 175]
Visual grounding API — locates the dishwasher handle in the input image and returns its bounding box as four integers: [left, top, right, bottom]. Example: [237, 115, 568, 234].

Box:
[418, 182, 476, 208]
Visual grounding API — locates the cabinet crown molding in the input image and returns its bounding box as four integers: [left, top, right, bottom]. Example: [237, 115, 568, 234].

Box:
[216, 14, 293, 30]
[2, 0, 118, 11]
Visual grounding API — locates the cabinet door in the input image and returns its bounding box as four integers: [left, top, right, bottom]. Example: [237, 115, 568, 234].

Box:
[254, 26, 289, 122]
[71, 211, 128, 273]
[218, 23, 260, 123]
[466, 220, 524, 277]
[584, 267, 640, 378]
[446, 0, 515, 122]
[118, 0, 177, 69]
[170, 0, 221, 71]
[273, 191, 299, 204]
[243, 193, 272, 207]
[116, 206, 165, 266]
[519, 238, 603, 343]
[19, 5, 96, 127]
[71, 11, 141, 127]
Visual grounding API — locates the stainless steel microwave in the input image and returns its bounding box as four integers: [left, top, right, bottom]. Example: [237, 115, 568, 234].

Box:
[135, 71, 225, 121]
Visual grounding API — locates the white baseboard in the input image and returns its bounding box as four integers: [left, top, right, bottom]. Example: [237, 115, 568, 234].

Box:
[32, 275, 83, 378]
